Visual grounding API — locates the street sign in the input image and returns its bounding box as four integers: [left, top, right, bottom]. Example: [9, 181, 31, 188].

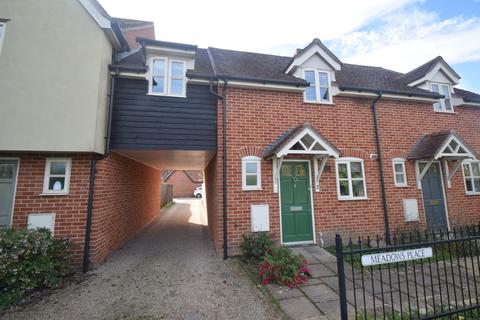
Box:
[361, 247, 433, 266]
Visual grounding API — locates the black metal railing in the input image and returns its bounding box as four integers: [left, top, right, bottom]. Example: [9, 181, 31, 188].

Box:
[336, 225, 480, 319]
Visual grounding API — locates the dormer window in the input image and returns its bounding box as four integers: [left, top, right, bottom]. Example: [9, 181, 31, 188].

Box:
[304, 69, 332, 104]
[431, 82, 453, 113]
[148, 57, 186, 97]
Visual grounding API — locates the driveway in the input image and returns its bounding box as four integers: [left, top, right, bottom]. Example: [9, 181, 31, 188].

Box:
[3, 198, 281, 320]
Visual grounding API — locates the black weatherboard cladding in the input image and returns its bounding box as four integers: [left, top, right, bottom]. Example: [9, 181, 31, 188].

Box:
[110, 78, 217, 150]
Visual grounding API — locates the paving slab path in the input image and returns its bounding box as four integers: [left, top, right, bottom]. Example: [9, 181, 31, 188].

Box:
[2, 199, 282, 320]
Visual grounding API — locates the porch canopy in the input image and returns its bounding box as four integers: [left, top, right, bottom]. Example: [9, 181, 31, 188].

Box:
[263, 123, 340, 192]
[407, 130, 478, 187]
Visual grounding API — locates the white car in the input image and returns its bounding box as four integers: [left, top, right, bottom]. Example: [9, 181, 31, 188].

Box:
[193, 186, 203, 198]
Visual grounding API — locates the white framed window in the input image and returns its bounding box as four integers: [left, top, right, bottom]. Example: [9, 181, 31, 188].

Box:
[42, 158, 72, 195]
[392, 158, 408, 187]
[242, 156, 262, 190]
[336, 158, 367, 200]
[431, 82, 453, 113]
[148, 57, 186, 97]
[303, 69, 332, 104]
[0, 22, 6, 56]
[462, 160, 480, 195]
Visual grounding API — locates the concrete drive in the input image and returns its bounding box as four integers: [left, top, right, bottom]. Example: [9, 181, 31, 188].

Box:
[3, 198, 281, 320]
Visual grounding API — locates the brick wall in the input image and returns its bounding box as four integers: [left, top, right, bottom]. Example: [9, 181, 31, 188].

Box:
[208, 87, 480, 255]
[164, 170, 201, 198]
[10, 154, 92, 267]
[204, 154, 222, 253]
[89, 152, 161, 267]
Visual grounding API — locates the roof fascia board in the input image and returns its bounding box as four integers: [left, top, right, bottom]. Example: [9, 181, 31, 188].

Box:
[337, 90, 439, 103]
[285, 44, 341, 74]
[224, 80, 305, 92]
[145, 45, 196, 57]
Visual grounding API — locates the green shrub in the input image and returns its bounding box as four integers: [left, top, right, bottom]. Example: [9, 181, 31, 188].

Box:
[259, 246, 310, 288]
[240, 233, 274, 262]
[0, 228, 72, 310]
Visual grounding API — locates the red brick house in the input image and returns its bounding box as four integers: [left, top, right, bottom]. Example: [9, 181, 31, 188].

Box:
[2, 0, 480, 270]
[162, 170, 203, 198]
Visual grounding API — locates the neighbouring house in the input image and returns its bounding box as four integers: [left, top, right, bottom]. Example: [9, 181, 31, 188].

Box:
[0, 0, 161, 270]
[1, 0, 480, 269]
[162, 170, 203, 198]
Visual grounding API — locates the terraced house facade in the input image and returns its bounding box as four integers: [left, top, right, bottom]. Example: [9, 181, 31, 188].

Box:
[1, 0, 479, 268]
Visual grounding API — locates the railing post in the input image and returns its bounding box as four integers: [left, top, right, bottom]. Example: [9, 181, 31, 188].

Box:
[336, 234, 348, 320]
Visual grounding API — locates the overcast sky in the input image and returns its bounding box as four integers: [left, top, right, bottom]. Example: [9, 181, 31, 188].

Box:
[99, 0, 480, 92]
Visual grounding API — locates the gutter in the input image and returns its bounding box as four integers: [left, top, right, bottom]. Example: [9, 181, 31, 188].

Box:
[82, 52, 118, 273]
[370, 92, 392, 245]
[209, 78, 229, 260]
[338, 85, 443, 100]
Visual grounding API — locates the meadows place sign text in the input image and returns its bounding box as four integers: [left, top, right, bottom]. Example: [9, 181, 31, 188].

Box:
[361, 247, 433, 267]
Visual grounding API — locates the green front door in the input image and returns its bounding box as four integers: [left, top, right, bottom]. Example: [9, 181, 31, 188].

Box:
[280, 162, 313, 243]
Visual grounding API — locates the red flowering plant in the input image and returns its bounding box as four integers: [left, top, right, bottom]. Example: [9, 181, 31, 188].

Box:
[258, 246, 310, 288]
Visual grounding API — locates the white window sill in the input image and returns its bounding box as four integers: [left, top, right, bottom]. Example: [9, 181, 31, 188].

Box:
[242, 187, 262, 191]
[39, 192, 69, 196]
[434, 110, 456, 114]
[465, 192, 480, 196]
[394, 184, 408, 188]
[337, 197, 369, 201]
[146, 92, 186, 98]
[304, 100, 334, 105]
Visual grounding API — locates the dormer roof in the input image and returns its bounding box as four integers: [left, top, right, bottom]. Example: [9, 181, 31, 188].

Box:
[284, 38, 342, 74]
[397, 56, 461, 86]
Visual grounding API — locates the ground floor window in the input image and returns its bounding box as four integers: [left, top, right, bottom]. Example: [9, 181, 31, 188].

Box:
[336, 158, 367, 200]
[242, 156, 261, 190]
[43, 158, 71, 195]
[463, 160, 480, 195]
[392, 158, 407, 187]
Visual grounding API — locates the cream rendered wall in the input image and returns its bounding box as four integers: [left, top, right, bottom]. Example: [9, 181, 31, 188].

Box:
[0, 0, 112, 153]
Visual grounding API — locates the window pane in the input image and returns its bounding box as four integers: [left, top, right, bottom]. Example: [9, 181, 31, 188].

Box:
[434, 102, 443, 111]
[352, 180, 365, 197]
[474, 178, 480, 193]
[152, 76, 164, 93]
[396, 173, 405, 184]
[245, 162, 257, 174]
[0, 164, 14, 178]
[50, 162, 66, 175]
[305, 86, 316, 101]
[246, 175, 257, 186]
[351, 162, 363, 178]
[394, 163, 403, 174]
[338, 163, 348, 179]
[49, 177, 65, 191]
[472, 163, 480, 176]
[295, 165, 306, 177]
[431, 84, 439, 93]
[281, 165, 292, 176]
[444, 98, 452, 111]
[466, 178, 473, 192]
[320, 87, 330, 101]
[304, 71, 315, 84]
[464, 164, 471, 177]
[171, 61, 184, 78]
[319, 72, 329, 87]
[170, 79, 184, 95]
[153, 59, 165, 75]
[339, 180, 349, 196]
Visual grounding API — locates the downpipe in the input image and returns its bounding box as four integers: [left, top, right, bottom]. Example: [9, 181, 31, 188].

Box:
[371, 91, 391, 245]
[210, 78, 229, 260]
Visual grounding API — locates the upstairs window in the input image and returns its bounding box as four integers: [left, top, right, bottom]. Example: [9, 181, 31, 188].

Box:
[336, 158, 367, 200]
[304, 70, 331, 104]
[463, 160, 480, 195]
[148, 58, 186, 97]
[0, 22, 6, 56]
[242, 156, 262, 190]
[431, 82, 453, 113]
[43, 159, 71, 195]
